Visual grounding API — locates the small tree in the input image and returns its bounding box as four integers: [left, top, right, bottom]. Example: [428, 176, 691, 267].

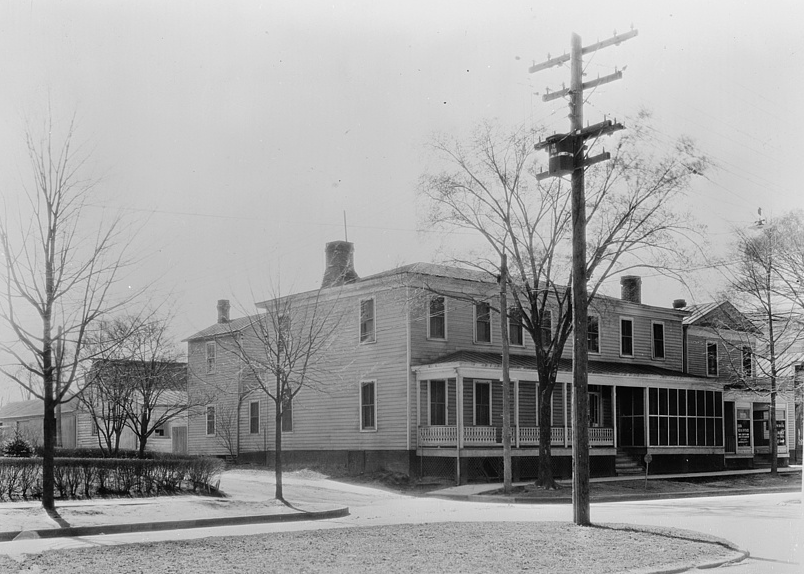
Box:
[0, 117, 134, 510]
[419, 114, 708, 488]
[719, 212, 804, 474]
[225, 288, 343, 502]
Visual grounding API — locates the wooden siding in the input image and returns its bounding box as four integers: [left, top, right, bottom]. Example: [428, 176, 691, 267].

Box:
[188, 286, 412, 457]
[518, 381, 538, 426]
[686, 331, 748, 381]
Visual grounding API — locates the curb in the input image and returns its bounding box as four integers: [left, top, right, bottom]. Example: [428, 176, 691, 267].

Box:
[0, 506, 349, 542]
[431, 485, 801, 504]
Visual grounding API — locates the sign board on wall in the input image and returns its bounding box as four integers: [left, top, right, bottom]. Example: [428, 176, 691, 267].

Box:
[737, 419, 751, 447]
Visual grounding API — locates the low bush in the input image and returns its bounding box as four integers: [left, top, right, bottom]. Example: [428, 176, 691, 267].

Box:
[2, 431, 34, 458]
[0, 456, 224, 502]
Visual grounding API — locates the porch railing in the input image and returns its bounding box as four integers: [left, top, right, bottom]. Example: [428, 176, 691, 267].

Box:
[418, 425, 614, 447]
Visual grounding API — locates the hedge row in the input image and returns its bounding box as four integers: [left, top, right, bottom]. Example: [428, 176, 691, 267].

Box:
[0, 456, 225, 501]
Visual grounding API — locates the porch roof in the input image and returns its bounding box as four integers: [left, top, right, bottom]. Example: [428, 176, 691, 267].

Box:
[415, 350, 701, 379]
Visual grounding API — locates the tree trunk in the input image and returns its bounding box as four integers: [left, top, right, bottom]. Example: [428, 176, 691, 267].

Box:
[500, 254, 512, 494]
[537, 381, 556, 489]
[275, 374, 284, 501]
[138, 412, 148, 459]
[42, 393, 57, 511]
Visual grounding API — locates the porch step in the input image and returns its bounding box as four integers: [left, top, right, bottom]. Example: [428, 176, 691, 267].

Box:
[615, 453, 645, 476]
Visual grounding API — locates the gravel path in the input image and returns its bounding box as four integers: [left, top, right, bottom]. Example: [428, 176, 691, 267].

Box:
[0, 521, 739, 574]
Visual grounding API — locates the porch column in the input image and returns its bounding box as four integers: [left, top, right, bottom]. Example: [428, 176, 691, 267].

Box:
[612, 385, 618, 449]
[564, 382, 569, 448]
[456, 370, 464, 485]
[644, 387, 651, 449]
[514, 379, 520, 448]
[416, 377, 421, 447]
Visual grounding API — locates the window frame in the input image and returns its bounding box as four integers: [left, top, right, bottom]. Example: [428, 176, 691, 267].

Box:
[205, 405, 216, 437]
[474, 302, 492, 344]
[205, 340, 217, 374]
[540, 309, 553, 348]
[587, 314, 600, 354]
[741, 346, 753, 379]
[282, 392, 293, 433]
[652, 321, 665, 360]
[473, 380, 492, 426]
[249, 400, 260, 434]
[620, 317, 634, 357]
[428, 379, 448, 426]
[706, 340, 719, 376]
[427, 296, 447, 340]
[359, 297, 376, 344]
[508, 307, 524, 347]
[153, 424, 169, 438]
[360, 380, 377, 431]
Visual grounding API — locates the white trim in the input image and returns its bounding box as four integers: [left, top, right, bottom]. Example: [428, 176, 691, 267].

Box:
[205, 404, 216, 437]
[706, 340, 719, 376]
[508, 307, 525, 347]
[205, 341, 217, 374]
[587, 313, 601, 354]
[620, 316, 634, 357]
[359, 379, 377, 431]
[427, 379, 448, 426]
[427, 295, 448, 340]
[472, 380, 492, 426]
[248, 400, 260, 434]
[651, 320, 666, 360]
[474, 301, 493, 344]
[359, 296, 376, 344]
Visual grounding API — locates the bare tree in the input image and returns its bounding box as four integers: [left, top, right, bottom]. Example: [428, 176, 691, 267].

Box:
[717, 213, 804, 474]
[419, 113, 708, 488]
[224, 288, 343, 502]
[213, 400, 242, 462]
[80, 360, 134, 456]
[0, 117, 134, 511]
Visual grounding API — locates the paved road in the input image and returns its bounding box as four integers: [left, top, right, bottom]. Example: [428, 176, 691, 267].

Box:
[1, 472, 800, 573]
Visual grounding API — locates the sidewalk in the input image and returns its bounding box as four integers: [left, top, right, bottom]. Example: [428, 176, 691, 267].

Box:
[0, 471, 349, 542]
[427, 465, 803, 501]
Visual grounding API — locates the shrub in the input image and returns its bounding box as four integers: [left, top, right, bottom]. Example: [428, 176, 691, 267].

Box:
[2, 431, 34, 458]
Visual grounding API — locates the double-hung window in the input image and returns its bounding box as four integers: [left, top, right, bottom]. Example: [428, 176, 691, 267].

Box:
[652, 322, 665, 359]
[587, 315, 600, 353]
[540, 310, 553, 348]
[474, 381, 491, 426]
[429, 380, 447, 425]
[206, 341, 216, 374]
[249, 401, 260, 434]
[360, 381, 376, 430]
[508, 307, 524, 346]
[428, 296, 446, 340]
[741, 346, 753, 378]
[475, 302, 492, 343]
[360, 298, 375, 343]
[706, 341, 718, 376]
[206, 405, 216, 436]
[620, 318, 634, 357]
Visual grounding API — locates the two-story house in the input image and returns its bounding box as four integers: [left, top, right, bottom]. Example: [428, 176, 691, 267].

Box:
[184, 241, 796, 483]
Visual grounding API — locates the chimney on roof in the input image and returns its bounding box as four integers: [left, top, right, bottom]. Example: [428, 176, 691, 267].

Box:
[620, 275, 642, 304]
[673, 299, 687, 309]
[321, 241, 359, 288]
[217, 299, 230, 324]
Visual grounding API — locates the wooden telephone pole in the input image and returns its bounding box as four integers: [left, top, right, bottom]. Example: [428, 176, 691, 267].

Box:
[529, 29, 637, 526]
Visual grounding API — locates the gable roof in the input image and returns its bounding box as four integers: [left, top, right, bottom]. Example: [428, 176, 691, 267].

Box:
[683, 301, 759, 333]
[416, 350, 703, 379]
[184, 314, 258, 342]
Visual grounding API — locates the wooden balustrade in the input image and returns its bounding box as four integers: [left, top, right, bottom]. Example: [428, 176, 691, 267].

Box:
[417, 425, 614, 447]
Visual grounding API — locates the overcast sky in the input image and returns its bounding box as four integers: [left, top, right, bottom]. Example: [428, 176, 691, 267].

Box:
[1, 1, 802, 401]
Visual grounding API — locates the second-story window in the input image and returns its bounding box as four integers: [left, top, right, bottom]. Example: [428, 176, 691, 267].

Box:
[588, 315, 600, 353]
[508, 307, 524, 346]
[742, 346, 753, 378]
[620, 318, 634, 357]
[707, 341, 718, 376]
[428, 296, 446, 340]
[540, 310, 553, 348]
[475, 302, 491, 343]
[206, 341, 216, 374]
[652, 322, 665, 359]
[360, 298, 375, 343]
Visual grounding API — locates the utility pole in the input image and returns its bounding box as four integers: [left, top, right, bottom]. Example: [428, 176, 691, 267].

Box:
[499, 253, 512, 494]
[529, 28, 637, 526]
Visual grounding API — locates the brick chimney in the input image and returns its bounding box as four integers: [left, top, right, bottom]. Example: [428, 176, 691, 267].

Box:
[673, 299, 687, 309]
[620, 275, 642, 304]
[217, 299, 230, 324]
[321, 241, 359, 288]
